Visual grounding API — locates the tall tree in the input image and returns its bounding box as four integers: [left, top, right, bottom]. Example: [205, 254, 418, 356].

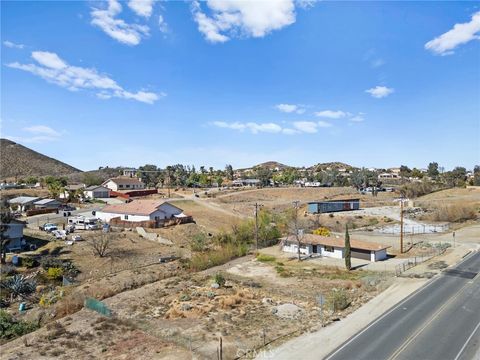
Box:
[344, 225, 351, 271]
[427, 162, 439, 178]
[225, 164, 234, 181]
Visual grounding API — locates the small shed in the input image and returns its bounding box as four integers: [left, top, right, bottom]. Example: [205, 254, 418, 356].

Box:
[307, 199, 360, 214]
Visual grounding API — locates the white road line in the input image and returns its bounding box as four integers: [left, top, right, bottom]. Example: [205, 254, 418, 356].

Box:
[324, 251, 478, 360]
[454, 321, 480, 360]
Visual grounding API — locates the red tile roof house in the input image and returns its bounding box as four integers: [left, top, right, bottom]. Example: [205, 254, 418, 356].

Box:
[281, 234, 390, 262]
[96, 200, 186, 227]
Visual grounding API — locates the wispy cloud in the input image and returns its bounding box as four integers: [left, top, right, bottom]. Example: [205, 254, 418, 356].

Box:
[191, 0, 297, 43]
[91, 0, 149, 45]
[6, 51, 163, 104]
[349, 114, 365, 122]
[23, 125, 61, 137]
[275, 103, 305, 114]
[365, 86, 394, 99]
[212, 120, 331, 135]
[6, 124, 63, 144]
[314, 110, 349, 119]
[425, 11, 480, 56]
[3, 40, 25, 49]
[128, 0, 154, 18]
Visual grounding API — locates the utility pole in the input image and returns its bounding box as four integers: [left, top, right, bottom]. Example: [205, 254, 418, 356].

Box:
[254, 202, 263, 251]
[293, 200, 301, 260]
[400, 197, 404, 254]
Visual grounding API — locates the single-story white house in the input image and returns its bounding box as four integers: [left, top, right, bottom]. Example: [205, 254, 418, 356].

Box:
[84, 185, 111, 199]
[102, 177, 145, 192]
[96, 200, 184, 223]
[282, 234, 390, 262]
[1, 219, 27, 252]
[8, 196, 40, 212]
[34, 198, 62, 209]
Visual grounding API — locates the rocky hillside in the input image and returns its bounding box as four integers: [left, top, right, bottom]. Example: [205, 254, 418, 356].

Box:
[0, 138, 81, 179]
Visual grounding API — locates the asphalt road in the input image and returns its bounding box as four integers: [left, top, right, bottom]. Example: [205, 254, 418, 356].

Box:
[326, 251, 480, 360]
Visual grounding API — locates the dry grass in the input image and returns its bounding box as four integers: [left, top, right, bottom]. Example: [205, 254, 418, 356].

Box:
[420, 203, 478, 223]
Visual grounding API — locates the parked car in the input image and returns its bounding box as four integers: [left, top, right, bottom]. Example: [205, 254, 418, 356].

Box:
[59, 204, 76, 211]
[41, 223, 58, 232]
[71, 234, 82, 241]
[52, 230, 67, 240]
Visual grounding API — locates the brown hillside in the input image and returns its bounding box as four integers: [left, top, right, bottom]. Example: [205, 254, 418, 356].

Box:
[0, 138, 81, 179]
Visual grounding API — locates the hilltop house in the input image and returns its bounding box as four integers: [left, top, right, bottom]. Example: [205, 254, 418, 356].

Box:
[282, 234, 389, 262]
[102, 177, 145, 192]
[96, 200, 185, 226]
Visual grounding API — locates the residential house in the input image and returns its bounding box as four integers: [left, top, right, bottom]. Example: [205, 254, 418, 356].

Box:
[8, 196, 40, 212]
[378, 173, 400, 180]
[102, 177, 145, 191]
[1, 219, 27, 252]
[282, 234, 389, 262]
[123, 168, 138, 178]
[60, 184, 85, 199]
[96, 200, 184, 224]
[84, 185, 111, 199]
[34, 198, 62, 209]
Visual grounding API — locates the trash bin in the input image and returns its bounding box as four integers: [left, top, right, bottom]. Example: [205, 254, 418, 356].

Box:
[19, 302, 26, 312]
[12, 255, 20, 266]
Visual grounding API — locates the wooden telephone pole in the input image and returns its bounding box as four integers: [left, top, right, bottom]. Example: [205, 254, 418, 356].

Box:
[254, 202, 263, 251]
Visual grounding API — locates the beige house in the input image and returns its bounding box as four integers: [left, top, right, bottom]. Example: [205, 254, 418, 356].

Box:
[102, 177, 145, 192]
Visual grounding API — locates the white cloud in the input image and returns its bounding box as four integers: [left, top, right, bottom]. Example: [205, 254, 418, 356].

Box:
[212, 119, 331, 134]
[3, 40, 24, 49]
[314, 110, 348, 119]
[23, 125, 61, 137]
[7, 51, 162, 104]
[128, 0, 154, 18]
[191, 0, 296, 43]
[91, 0, 149, 45]
[275, 103, 305, 114]
[371, 58, 385, 68]
[6, 124, 63, 144]
[317, 120, 332, 128]
[425, 11, 480, 56]
[349, 114, 365, 122]
[365, 86, 394, 98]
[293, 121, 318, 133]
[158, 15, 169, 34]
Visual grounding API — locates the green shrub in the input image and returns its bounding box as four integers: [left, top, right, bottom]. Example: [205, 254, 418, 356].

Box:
[191, 233, 207, 252]
[187, 243, 247, 271]
[47, 267, 64, 280]
[0, 310, 39, 340]
[213, 272, 226, 286]
[21, 257, 38, 269]
[256, 254, 276, 262]
[329, 289, 350, 311]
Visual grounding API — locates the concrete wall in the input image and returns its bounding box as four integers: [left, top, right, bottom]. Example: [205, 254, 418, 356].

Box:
[282, 242, 312, 255]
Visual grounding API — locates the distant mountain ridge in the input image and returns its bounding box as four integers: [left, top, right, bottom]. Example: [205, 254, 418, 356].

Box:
[0, 138, 81, 179]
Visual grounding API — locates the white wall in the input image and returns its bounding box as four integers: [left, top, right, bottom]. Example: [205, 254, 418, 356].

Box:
[320, 246, 344, 259]
[374, 249, 387, 262]
[103, 180, 118, 191]
[282, 242, 312, 255]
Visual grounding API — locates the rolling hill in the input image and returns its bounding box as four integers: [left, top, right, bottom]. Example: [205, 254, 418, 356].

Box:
[0, 138, 81, 179]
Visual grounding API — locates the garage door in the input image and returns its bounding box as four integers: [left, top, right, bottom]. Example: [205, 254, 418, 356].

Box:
[351, 248, 371, 260]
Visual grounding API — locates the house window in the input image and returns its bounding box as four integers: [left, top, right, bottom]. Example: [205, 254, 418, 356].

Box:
[126, 184, 130, 188]
[324, 246, 334, 252]
[124, 215, 129, 220]
[119, 184, 124, 188]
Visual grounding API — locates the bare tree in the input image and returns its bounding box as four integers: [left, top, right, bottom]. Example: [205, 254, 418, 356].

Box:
[288, 201, 306, 261]
[88, 233, 113, 257]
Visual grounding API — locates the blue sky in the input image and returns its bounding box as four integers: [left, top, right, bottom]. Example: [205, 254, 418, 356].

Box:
[1, 1, 479, 171]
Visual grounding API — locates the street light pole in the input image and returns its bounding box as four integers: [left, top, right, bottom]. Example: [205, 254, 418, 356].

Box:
[400, 198, 404, 254]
